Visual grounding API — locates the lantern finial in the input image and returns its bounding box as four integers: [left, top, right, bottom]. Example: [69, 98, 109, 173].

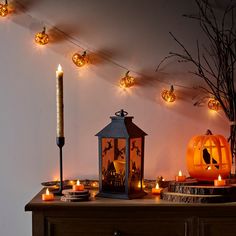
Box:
[115, 109, 128, 117]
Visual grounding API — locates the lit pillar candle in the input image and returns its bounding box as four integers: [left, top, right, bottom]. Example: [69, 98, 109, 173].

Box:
[73, 179, 85, 191]
[214, 175, 226, 186]
[175, 170, 186, 182]
[56, 64, 64, 137]
[42, 188, 54, 201]
[152, 183, 163, 195]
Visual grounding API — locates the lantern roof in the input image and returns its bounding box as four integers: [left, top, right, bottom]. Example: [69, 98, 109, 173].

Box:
[96, 110, 147, 138]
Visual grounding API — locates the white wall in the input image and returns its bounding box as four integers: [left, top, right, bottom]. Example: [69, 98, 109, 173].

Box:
[0, 0, 229, 235]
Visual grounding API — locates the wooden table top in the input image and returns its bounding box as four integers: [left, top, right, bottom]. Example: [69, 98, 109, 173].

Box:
[25, 188, 236, 212]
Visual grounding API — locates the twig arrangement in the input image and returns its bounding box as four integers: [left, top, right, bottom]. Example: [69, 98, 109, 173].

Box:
[157, 0, 236, 169]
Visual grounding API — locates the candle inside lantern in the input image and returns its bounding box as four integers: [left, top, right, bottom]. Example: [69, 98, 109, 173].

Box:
[214, 175, 226, 187]
[175, 170, 186, 182]
[42, 188, 54, 201]
[56, 64, 64, 138]
[152, 183, 163, 195]
[73, 179, 85, 191]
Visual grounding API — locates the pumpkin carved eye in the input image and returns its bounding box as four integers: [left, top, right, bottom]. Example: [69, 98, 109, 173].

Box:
[186, 130, 232, 181]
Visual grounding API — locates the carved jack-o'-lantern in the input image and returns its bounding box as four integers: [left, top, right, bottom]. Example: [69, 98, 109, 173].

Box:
[35, 27, 49, 45]
[186, 130, 232, 181]
[72, 51, 88, 67]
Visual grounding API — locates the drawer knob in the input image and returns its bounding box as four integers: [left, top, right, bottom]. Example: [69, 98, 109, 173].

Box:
[113, 230, 121, 236]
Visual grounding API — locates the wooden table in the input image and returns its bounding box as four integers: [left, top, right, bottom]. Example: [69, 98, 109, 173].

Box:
[25, 189, 236, 236]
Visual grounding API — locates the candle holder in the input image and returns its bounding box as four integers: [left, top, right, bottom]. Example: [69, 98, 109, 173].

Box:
[54, 137, 65, 195]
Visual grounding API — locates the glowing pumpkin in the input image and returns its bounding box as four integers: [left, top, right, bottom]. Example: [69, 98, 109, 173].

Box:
[35, 27, 49, 45]
[72, 51, 88, 67]
[186, 130, 232, 181]
[119, 71, 135, 88]
[0, 2, 8, 17]
[208, 98, 221, 111]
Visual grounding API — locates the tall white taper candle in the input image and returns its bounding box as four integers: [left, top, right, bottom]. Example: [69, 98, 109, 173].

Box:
[56, 64, 64, 137]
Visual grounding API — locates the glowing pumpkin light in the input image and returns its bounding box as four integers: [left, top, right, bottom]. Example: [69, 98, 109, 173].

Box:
[35, 27, 49, 45]
[208, 98, 221, 111]
[119, 71, 135, 89]
[186, 129, 232, 181]
[0, 0, 8, 17]
[72, 51, 88, 67]
[161, 85, 176, 103]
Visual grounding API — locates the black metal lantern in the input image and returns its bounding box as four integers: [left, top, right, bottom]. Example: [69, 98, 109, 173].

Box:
[95, 110, 147, 199]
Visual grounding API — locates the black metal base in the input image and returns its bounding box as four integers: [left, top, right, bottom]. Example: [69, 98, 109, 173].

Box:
[96, 190, 147, 200]
[55, 137, 65, 196]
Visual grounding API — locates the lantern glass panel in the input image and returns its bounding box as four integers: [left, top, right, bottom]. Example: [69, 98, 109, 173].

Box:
[101, 138, 126, 193]
[130, 138, 142, 193]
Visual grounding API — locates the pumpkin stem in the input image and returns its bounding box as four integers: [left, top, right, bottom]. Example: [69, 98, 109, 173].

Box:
[206, 129, 213, 135]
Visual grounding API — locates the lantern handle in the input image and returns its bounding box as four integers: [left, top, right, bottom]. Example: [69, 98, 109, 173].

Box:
[115, 109, 128, 117]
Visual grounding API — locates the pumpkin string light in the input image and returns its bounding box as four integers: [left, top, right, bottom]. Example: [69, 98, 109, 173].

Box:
[119, 71, 135, 89]
[35, 27, 49, 45]
[0, 0, 8, 17]
[161, 85, 176, 103]
[208, 98, 221, 111]
[72, 51, 88, 67]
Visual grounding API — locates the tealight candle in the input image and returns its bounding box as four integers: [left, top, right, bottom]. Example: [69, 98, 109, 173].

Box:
[175, 170, 186, 182]
[42, 188, 54, 201]
[214, 175, 226, 187]
[73, 179, 85, 191]
[152, 183, 163, 195]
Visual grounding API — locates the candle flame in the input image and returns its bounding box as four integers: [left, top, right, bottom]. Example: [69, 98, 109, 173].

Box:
[76, 179, 80, 185]
[46, 188, 50, 195]
[138, 181, 141, 188]
[57, 64, 63, 72]
[178, 170, 182, 176]
[155, 183, 159, 189]
[162, 178, 165, 181]
[218, 175, 222, 181]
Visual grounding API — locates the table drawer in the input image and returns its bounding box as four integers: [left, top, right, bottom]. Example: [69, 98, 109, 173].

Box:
[46, 217, 192, 236]
[199, 217, 236, 236]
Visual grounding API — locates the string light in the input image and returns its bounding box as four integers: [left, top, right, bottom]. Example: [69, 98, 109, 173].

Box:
[161, 85, 176, 103]
[72, 51, 88, 67]
[0, 0, 8, 17]
[119, 71, 135, 89]
[208, 98, 221, 111]
[35, 27, 49, 45]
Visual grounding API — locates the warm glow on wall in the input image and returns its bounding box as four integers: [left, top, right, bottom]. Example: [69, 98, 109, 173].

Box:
[119, 71, 135, 89]
[35, 27, 49, 45]
[0, 0, 8, 17]
[72, 51, 88, 67]
[161, 85, 176, 103]
[208, 98, 221, 111]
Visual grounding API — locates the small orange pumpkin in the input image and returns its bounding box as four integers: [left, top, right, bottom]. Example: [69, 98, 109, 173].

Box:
[186, 130, 232, 181]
